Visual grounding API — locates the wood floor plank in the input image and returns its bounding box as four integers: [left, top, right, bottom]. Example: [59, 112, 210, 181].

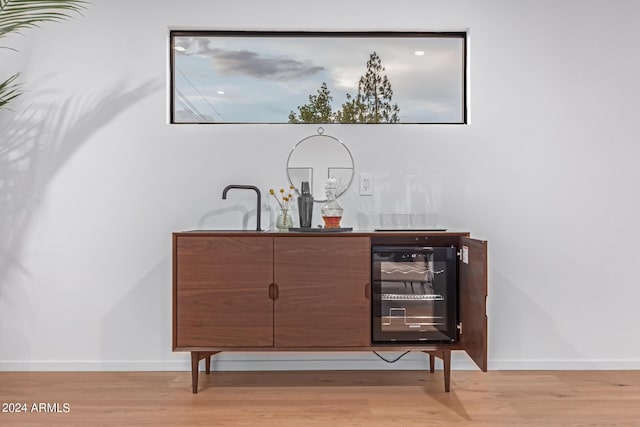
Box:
[0, 370, 639, 426]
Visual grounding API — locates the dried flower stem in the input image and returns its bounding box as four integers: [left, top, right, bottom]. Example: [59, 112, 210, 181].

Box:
[269, 186, 296, 210]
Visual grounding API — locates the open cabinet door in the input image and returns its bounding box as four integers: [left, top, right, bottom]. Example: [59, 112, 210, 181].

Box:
[458, 237, 488, 371]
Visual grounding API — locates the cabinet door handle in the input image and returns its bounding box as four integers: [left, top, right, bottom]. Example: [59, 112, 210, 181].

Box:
[364, 282, 370, 300]
[268, 283, 279, 300]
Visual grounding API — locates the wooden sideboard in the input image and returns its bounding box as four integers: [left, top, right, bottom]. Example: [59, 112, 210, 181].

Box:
[173, 230, 487, 393]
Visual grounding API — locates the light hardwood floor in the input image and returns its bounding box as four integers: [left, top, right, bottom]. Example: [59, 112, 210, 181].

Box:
[1, 370, 639, 426]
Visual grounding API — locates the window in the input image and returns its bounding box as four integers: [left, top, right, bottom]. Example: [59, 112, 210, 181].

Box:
[170, 31, 467, 124]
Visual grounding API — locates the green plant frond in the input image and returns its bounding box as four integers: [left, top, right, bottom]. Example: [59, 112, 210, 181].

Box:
[0, 0, 87, 110]
[0, 0, 87, 39]
[0, 72, 23, 109]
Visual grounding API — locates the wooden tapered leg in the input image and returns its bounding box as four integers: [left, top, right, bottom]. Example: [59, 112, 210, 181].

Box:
[422, 351, 436, 373]
[423, 350, 451, 392]
[443, 349, 451, 392]
[191, 352, 200, 394]
[191, 351, 220, 393]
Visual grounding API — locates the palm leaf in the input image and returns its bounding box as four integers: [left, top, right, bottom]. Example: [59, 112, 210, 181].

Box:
[0, 0, 86, 110]
[0, 72, 22, 108]
[0, 0, 87, 39]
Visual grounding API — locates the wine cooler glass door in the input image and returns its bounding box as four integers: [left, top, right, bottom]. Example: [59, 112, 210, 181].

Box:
[372, 246, 457, 343]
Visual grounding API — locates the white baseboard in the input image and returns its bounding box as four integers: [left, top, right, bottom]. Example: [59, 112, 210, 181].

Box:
[1, 354, 639, 372]
[0, 352, 471, 371]
[488, 359, 640, 370]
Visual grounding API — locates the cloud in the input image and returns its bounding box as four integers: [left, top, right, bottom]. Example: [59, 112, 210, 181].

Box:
[179, 38, 325, 81]
[210, 48, 325, 81]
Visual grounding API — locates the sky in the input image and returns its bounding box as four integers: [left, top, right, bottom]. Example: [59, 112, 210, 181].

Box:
[172, 33, 465, 123]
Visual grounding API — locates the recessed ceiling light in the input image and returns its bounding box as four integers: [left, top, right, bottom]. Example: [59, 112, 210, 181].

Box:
[414, 50, 425, 56]
[217, 90, 225, 95]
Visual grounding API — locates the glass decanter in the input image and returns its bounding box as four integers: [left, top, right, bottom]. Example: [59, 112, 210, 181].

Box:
[320, 178, 343, 228]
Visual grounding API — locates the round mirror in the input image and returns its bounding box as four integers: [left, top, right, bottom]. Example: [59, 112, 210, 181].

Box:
[286, 128, 354, 202]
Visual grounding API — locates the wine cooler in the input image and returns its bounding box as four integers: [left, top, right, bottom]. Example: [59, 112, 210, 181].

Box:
[372, 244, 457, 343]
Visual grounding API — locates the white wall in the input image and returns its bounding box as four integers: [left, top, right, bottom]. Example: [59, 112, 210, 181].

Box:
[1, 0, 639, 371]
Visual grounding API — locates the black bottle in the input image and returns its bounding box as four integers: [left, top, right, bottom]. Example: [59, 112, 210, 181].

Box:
[297, 181, 313, 229]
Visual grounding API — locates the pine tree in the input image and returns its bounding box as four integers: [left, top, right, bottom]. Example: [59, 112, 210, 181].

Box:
[288, 52, 400, 124]
[338, 52, 399, 124]
[334, 93, 365, 123]
[288, 82, 334, 123]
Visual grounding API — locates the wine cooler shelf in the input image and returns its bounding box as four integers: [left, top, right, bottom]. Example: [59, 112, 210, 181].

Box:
[381, 293, 444, 301]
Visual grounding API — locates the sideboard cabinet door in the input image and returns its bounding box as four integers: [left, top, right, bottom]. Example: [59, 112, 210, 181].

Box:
[273, 236, 371, 347]
[174, 236, 274, 348]
[457, 236, 488, 371]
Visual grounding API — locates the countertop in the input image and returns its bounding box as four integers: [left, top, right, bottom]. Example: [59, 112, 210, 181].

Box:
[175, 229, 470, 237]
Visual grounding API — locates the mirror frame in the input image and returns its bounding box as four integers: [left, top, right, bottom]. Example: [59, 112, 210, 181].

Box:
[286, 128, 354, 202]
